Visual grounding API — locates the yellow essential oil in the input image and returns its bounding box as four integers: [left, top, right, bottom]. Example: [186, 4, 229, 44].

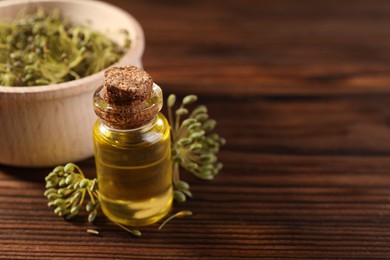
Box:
[93, 66, 172, 227]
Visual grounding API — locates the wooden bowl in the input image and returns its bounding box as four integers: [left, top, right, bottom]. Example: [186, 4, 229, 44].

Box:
[0, 0, 145, 167]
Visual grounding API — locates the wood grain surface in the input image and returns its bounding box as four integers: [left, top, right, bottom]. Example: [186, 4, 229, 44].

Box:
[2, 0, 390, 259]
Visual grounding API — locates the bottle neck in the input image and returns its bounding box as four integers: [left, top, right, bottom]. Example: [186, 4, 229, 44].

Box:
[93, 84, 163, 130]
[100, 114, 158, 133]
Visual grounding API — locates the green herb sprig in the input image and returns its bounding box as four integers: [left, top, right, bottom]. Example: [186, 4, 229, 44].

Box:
[0, 7, 129, 86]
[167, 94, 226, 202]
[44, 163, 99, 222]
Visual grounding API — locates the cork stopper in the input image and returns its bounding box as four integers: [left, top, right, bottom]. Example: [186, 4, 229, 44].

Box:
[93, 66, 162, 129]
[103, 65, 153, 105]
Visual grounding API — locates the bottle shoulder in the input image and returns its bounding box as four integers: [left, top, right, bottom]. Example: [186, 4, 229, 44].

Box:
[93, 113, 170, 147]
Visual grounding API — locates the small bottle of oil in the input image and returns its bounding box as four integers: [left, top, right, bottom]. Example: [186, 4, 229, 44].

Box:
[92, 66, 172, 227]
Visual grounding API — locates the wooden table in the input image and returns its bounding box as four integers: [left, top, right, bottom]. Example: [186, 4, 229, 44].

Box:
[2, 0, 390, 258]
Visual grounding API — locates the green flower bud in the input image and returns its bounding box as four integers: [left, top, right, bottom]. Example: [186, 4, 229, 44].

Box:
[131, 230, 142, 237]
[47, 193, 61, 200]
[45, 176, 60, 186]
[176, 108, 189, 116]
[175, 180, 190, 190]
[53, 198, 65, 206]
[70, 205, 80, 214]
[181, 189, 193, 198]
[86, 201, 94, 212]
[89, 179, 98, 192]
[185, 162, 199, 171]
[45, 181, 55, 189]
[53, 166, 64, 176]
[79, 179, 89, 188]
[209, 133, 221, 141]
[216, 162, 223, 170]
[174, 191, 186, 203]
[73, 182, 80, 189]
[195, 113, 208, 122]
[198, 174, 214, 180]
[59, 178, 66, 187]
[173, 156, 182, 164]
[200, 153, 217, 163]
[182, 118, 197, 127]
[177, 138, 192, 146]
[191, 105, 207, 117]
[66, 183, 75, 190]
[69, 192, 82, 204]
[201, 163, 214, 171]
[200, 169, 213, 176]
[45, 172, 57, 182]
[54, 205, 68, 216]
[54, 206, 63, 216]
[187, 122, 202, 132]
[182, 95, 197, 105]
[203, 119, 217, 132]
[58, 188, 71, 196]
[64, 163, 75, 173]
[202, 137, 215, 146]
[88, 210, 97, 223]
[65, 210, 79, 220]
[189, 143, 202, 152]
[44, 188, 57, 198]
[189, 130, 205, 140]
[167, 94, 176, 107]
[65, 175, 75, 185]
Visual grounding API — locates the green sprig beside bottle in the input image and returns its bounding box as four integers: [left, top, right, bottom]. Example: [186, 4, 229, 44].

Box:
[44, 163, 99, 222]
[167, 94, 226, 202]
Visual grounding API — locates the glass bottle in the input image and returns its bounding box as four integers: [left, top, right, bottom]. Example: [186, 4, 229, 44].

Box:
[92, 66, 172, 227]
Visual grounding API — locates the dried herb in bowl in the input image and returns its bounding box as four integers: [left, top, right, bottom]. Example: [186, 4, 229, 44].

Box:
[0, 7, 130, 86]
